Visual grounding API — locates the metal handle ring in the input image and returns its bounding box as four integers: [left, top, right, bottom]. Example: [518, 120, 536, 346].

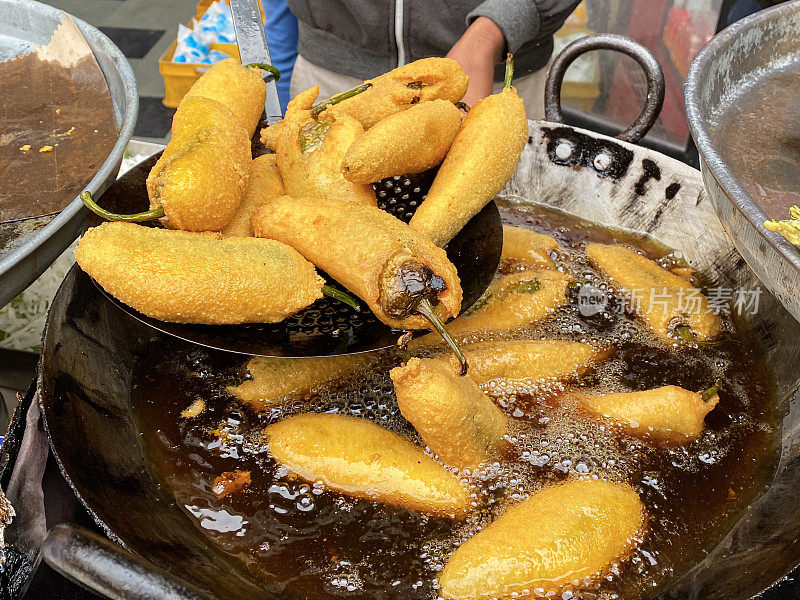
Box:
[544, 33, 666, 144]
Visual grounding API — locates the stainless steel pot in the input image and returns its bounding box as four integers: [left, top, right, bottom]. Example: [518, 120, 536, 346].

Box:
[0, 0, 138, 308]
[685, 1, 800, 325]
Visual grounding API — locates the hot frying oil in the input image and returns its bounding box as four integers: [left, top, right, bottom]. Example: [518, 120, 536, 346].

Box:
[136, 201, 777, 600]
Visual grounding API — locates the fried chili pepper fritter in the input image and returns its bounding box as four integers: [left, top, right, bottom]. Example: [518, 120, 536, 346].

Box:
[265, 413, 472, 518]
[579, 384, 720, 444]
[412, 269, 571, 347]
[501, 224, 559, 268]
[409, 55, 528, 246]
[252, 196, 462, 329]
[75, 222, 324, 324]
[341, 99, 463, 183]
[261, 86, 376, 205]
[252, 195, 467, 369]
[586, 243, 721, 342]
[221, 154, 285, 237]
[184, 58, 267, 137]
[144, 96, 252, 231]
[315, 57, 468, 129]
[81, 60, 272, 230]
[227, 353, 379, 412]
[439, 479, 646, 599]
[391, 357, 507, 469]
[439, 339, 607, 387]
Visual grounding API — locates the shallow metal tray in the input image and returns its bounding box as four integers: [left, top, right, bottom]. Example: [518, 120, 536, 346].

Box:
[0, 0, 138, 308]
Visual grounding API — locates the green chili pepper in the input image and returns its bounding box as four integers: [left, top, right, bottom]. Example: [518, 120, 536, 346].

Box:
[80, 191, 165, 223]
[321, 286, 361, 311]
[299, 120, 332, 153]
[675, 325, 694, 342]
[245, 63, 281, 81]
[310, 83, 372, 119]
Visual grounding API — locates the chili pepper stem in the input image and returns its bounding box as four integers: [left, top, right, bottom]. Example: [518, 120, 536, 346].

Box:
[397, 331, 413, 364]
[311, 83, 372, 119]
[675, 325, 694, 342]
[80, 191, 165, 223]
[245, 63, 281, 81]
[321, 285, 361, 311]
[454, 101, 470, 112]
[701, 383, 719, 402]
[504, 52, 514, 89]
[416, 298, 468, 375]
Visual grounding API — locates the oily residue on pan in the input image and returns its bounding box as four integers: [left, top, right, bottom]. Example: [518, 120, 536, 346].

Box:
[136, 201, 777, 600]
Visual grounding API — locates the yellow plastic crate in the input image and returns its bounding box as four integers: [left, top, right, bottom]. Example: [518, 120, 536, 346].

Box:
[195, 0, 264, 21]
[158, 0, 263, 108]
[159, 40, 240, 108]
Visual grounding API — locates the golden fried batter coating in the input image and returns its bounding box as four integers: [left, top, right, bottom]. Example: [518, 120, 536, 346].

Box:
[586, 243, 721, 342]
[184, 58, 266, 136]
[228, 353, 378, 411]
[409, 86, 528, 246]
[265, 413, 472, 517]
[341, 99, 463, 183]
[260, 86, 376, 205]
[439, 479, 646, 599]
[75, 222, 324, 324]
[439, 269, 571, 341]
[501, 225, 558, 268]
[146, 96, 251, 231]
[318, 58, 468, 129]
[437, 339, 604, 386]
[252, 196, 462, 330]
[221, 155, 285, 237]
[580, 385, 719, 444]
[390, 357, 507, 469]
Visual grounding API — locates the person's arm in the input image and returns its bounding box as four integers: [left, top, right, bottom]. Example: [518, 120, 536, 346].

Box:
[446, 17, 505, 107]
[447, 1, 580, 106]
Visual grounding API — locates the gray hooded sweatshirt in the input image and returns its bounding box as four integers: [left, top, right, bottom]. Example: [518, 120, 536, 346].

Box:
[287, 0, 581, 81]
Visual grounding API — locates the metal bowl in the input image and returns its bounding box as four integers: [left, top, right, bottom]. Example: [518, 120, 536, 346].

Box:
[685, 2, 800, 325]
[0, 0, 138, 308]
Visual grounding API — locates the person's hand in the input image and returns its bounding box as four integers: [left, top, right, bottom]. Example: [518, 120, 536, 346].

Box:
[446, 16, 506, 108]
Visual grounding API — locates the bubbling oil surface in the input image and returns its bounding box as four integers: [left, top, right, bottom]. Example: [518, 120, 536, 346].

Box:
[136, 201, 777, 600]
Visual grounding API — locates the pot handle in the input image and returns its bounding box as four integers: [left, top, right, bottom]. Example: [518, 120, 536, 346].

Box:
[32, 523, 214, 600]
[544, 33, 665, 144]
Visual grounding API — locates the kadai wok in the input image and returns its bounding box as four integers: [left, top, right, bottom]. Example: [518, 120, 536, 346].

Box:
[38, 106, 800, 600]
[34, 34, 800, 600]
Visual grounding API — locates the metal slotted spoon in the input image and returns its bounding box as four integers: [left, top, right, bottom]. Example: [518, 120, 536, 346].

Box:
[87, 0, 503, 357]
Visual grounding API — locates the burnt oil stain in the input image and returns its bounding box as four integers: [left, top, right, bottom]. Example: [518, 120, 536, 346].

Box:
[647, 205, 665, 232]
[665, 182, 681, 200]
[635, 159, 662, 196]
[542, 127, 634, 180]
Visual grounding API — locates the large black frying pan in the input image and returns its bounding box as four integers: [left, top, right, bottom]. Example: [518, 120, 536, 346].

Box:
[33, 35, 800, 600]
